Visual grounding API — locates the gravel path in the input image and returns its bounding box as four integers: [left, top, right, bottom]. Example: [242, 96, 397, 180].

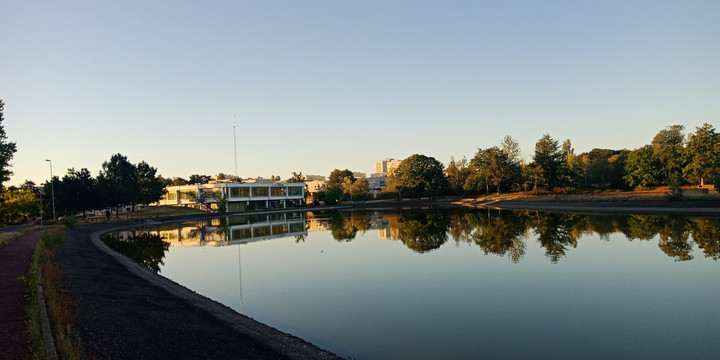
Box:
[0, 229, 46, 360]
[57, 223, 340, 360]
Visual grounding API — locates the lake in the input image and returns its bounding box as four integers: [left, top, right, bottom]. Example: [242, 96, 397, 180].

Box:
[105, 208, 720, 359]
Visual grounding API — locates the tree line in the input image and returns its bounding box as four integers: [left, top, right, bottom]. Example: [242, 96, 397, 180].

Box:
[317, 123, 719, 203]
[4, 154, 165, 223]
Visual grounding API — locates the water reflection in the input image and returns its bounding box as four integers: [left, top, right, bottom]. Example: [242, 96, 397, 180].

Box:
[320, 209, 720, 263]
[107, 209, 720, 266]
[102, 232, 169, 272]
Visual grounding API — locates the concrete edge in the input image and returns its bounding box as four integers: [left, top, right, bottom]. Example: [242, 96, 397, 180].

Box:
[37, 266, 58, 360]
[88, 224, 341, 360]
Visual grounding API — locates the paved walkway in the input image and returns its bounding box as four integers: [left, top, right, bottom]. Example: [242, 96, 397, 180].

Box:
[0, 229, 47, 360]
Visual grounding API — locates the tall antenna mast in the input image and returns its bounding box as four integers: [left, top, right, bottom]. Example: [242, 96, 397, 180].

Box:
[233, 114, 238, 178]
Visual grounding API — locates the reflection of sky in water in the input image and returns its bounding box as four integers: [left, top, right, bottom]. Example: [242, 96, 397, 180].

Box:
[157, 211, 720, 360]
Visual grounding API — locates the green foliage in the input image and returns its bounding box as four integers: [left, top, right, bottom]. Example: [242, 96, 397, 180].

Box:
[188, 174, 211, 184]
[97, 154, 140, 209]
[624, 146, 662, 189]
[328, 169, 355, 189]
[323, 186, 343, 205]
[136, 161, 166, 205]
[393, 154, 447, 198]
[445, 156, 470, 194]
[0, 100, 18, 186]
[286, 172, 304, 183]
[652, 125, 686, 185]
[62, 215, 79, 229]
[1, 189, 39, 223]
[683, 123, 720, 186]
[664, 181, 685, 202]
[531, 134, 564, 191]
[350, 177, 369, 199]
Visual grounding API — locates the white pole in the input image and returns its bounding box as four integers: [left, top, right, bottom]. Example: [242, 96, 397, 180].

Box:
[233, 114, 238, 178]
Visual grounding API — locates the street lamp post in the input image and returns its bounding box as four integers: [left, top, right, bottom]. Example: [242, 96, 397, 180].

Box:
[45, 159, 56, 222]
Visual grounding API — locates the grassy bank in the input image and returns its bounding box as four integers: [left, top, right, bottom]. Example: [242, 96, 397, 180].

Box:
[22, 227, 81, 360]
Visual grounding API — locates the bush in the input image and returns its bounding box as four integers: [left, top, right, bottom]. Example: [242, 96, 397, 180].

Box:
[63, 215, 79, 229]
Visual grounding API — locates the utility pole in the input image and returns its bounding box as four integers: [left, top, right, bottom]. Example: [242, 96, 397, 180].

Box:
[233, 114, 238, 178]
[45, 159, 56, 221]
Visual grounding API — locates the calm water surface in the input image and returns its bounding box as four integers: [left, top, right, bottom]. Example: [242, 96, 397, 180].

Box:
[107, 209, 720, 359]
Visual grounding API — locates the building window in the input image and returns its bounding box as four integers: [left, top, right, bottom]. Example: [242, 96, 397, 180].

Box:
[252, 187, 269, 197]
[201, 189, 222, 200]
[165, 192, 177, 201]
[180, 191, 197, 201]
[270, 187, 286, 196]
[231, 187, 249, 198]
[288, 186, 303, 196]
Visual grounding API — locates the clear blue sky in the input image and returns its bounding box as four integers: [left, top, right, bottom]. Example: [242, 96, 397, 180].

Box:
[2, 0, 719, 186]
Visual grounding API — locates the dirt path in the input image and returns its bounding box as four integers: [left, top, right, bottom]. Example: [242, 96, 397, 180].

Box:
[0, 229, 47, 360]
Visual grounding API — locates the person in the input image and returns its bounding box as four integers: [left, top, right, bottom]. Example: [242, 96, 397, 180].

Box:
[105, 210, 111, 221]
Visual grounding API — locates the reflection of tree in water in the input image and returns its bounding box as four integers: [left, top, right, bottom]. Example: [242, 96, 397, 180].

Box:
[532, 212, 579, 263]
[318, 209, 720, 262]
[326, 211, 372, 242]
[394, 210, 450, 253]
[102, 232, 170, 272]
[620, 214, 664, 241]
[657, 217, 693, 261]
[468, 210, 527, 263]
[690, 218, 720, 260]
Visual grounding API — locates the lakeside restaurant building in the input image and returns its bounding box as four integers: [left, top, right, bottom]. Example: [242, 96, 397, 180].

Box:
[158, 180, 305, 212]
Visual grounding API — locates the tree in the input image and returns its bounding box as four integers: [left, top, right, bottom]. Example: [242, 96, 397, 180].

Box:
[652, 125, 685, 185]
[188, 174, 211, 184]
[286, 172, 304, 183]
[683, 123, 720, 187]
[350, 177, 369, 199]
[97, 154, 140, 213]
[470, 147, 509, 194]
[500, 136, 523, 192]
[0, 100, 17, 186]
[446, 156, 469, 194]
[624, 146, 662, 189]
[171, 177, 188, 186]
[327, 169, 355, 189]
[58, 168, 97, 217]
[136, 161, 166, 205]
[531, 134, 564, 191]
[1, 190, 39, 224]
[393, 154, 447, 198]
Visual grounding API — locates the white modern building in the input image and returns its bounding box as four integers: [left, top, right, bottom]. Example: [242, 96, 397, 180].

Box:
[158, 180, 305, 212]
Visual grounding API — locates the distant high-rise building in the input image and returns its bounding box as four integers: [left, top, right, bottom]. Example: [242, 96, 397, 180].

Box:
[374, 158, 402, 176]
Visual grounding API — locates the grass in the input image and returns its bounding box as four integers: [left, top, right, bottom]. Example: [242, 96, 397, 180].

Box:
[23, 227, 81, 360]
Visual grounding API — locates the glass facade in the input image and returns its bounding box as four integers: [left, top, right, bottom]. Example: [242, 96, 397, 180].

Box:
[288, 186, 303, 196]
[230, 187, 250, 198]
[270, 187, 286, 196]
[180, 190, 197, 201]
[252, 187, 269, 197]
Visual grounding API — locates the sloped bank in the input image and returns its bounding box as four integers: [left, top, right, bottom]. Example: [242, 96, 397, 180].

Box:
[56, 222, 341, 360]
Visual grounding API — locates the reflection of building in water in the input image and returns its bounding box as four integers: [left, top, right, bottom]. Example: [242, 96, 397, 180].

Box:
[158, 180, 305, 211]
[140, 212, 307, 247]
[305, 212, 330, 232]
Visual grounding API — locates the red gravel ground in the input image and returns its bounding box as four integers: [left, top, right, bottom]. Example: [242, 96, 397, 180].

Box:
[0, 229, 46, 360]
